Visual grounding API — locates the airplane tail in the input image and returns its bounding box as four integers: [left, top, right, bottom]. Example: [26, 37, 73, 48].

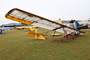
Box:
[74, 21, 80, 29]
[73, 21, 88, 30]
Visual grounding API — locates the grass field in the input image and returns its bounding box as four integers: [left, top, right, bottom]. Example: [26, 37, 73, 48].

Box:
[0, 28, 90, 60]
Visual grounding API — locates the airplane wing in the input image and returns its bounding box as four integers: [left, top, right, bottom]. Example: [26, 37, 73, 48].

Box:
[5, 8, 85, 34]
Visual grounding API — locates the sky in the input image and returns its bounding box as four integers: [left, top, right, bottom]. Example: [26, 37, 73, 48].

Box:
[0, 0, 90, 25]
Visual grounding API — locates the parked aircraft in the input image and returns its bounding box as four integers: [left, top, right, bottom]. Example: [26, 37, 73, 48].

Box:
[70, 20, 90, 30]
[5, 8, 85, 41]
[0, 27, 14, 34]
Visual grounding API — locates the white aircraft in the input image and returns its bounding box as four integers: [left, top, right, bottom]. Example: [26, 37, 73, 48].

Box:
[5, 8, 85, 41]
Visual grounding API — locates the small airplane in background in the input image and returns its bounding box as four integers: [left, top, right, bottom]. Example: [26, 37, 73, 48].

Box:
[0, 27, 14, 34]
[70, 20, 90, 30]
[0, 28, 6, 34]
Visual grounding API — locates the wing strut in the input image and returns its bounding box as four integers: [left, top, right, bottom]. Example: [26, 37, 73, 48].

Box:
[62, 27, 67, 35]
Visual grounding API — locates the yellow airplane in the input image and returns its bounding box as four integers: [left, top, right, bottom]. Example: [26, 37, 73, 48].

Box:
[16, 26, 38, 32]
[16, 26, 46, 39]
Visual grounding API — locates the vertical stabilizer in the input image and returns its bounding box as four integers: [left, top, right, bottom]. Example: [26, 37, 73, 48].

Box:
[74, 21, 80, 29]
[74, 21, 88, 30]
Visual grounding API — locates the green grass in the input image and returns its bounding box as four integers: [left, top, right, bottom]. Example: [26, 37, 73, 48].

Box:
[0, 28, 90, 60]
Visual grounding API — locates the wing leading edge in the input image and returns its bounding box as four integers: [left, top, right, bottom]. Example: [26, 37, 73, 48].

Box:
[5, 8, 85, 34]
